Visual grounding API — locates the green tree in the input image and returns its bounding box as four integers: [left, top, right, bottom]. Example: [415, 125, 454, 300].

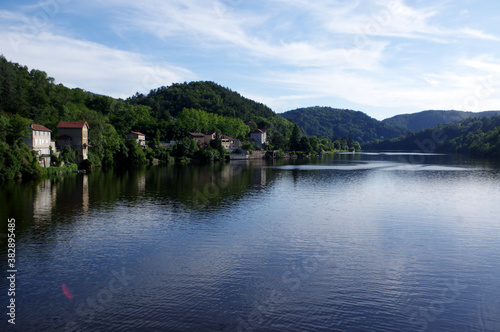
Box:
[290, 124, 301, 151]
[299, 136, 313, 154]
[174, 138, 199, 158]
[125, 139, 146, 165]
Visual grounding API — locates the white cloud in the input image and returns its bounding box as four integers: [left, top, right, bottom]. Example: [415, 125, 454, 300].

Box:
[0, 15, 195, 98]
[460, 27, 500, 41]
[2, 0, 500, 118]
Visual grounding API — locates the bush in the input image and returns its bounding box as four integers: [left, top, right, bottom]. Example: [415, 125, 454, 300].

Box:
[42, 164, 78, 176]
[198, 147, 221, 162]
[154, 146, 174, 164]
[0, 142, 42, 182]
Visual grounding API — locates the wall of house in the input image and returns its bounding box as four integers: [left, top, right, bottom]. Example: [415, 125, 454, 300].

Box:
[221, 139, 241, 151]
[24, 130, 52, 167]
[204, 133, 215, 145]
[137, 135, 146, 146]
[127, 133, 146, 146]
[58, 127, 88, 160]
[249, 150, 267, 159]
[250, 132, 266, 148]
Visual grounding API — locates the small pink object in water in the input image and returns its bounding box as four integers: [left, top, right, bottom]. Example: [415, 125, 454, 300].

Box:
[62, 284, 74, 300]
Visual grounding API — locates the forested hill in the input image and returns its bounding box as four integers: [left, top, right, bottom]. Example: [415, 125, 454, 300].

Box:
[127, 81, 276, 121]
[364, 115, 500, 158]
[280, 107, 407, 143]
[382, 110, 500, 132]
[0, 55, 293, 140]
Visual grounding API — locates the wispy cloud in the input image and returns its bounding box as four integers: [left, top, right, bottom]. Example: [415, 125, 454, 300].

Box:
[1, 0, 500, 118]
[0, 22, 195, 98]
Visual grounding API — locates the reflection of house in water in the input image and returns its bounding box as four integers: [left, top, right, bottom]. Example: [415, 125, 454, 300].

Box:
[252, 166, 267, 187]
[52, 174, 89, 217]
[33, 179, 57, 225]
[137, 171, 146, 193]
[31, 174, 90, 227]
[82, 175, 89, 214]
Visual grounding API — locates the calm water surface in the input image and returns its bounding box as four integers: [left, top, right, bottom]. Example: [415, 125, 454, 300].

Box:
[1, 153, 500, 331]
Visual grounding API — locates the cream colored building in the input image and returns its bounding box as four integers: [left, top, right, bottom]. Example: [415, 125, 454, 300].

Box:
[24, 124, 52, 167]
[127, 131, 147, 147]
[221, 134, 241, 151]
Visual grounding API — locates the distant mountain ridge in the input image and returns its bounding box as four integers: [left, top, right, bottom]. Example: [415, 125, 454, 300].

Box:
[382, 110, 500, 132]
[364, 115, 500, 158]
[280, 106, 407, 143]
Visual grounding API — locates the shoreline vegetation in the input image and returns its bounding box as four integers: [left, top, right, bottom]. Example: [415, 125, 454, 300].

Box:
[2, 55, 500, 183]
[0, 56, 359, 183]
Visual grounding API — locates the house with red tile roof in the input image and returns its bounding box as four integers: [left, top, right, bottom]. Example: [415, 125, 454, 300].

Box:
[56, 121, 89, 161]
[204, 131, 217, 145]
[127, 131, 147, 147]
[24, 124, 52, 167]
[220, 134, 241, 151]
[188, 132, 206, 146]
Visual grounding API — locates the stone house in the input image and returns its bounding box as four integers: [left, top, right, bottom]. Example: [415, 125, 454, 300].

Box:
[127, 131, 147, 147]
[204, 131, 217, 145]
[56, 121, 89, 161]
[220, 134, 241, 151]
[250, 129, 268, 149]
[188, 132, 206, 146]
[24, 124, 52, 167]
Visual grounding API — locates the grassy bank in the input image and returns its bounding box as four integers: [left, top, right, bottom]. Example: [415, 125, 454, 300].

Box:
[42, 164, 79, 176]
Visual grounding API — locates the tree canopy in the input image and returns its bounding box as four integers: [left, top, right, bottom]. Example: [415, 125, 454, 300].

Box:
[281, 106, 407, 143]
[364, 115, 500, 158]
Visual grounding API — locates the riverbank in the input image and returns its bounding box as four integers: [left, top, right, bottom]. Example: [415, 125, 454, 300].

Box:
[42, 164, 79, 176]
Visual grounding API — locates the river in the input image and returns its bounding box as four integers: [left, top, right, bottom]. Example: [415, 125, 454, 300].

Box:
[1, 152, 500, 331]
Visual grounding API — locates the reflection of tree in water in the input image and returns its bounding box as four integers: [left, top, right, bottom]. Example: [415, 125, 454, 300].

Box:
[150, 162, 275, 210]
[0, 162, 279, 245]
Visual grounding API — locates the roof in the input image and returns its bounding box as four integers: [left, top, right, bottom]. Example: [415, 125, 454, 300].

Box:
[31, 124, 51, 132]
[188, 132, 205, 137]
[130, 131, 145, 136]
[251, 129, 266, 134]
[56, 135, 72, 140]
[205, 130, 217, 135]
[57, 121, 89, 129]
[221, 134, 237, 141]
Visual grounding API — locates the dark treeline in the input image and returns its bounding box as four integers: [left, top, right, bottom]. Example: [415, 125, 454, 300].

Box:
[364, 115, 500, 158]
[281, 106, 407, 143]
[382, 109, 500, 132]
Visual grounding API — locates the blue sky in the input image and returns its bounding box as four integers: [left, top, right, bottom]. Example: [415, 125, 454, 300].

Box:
[2, 0, 500, 120]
